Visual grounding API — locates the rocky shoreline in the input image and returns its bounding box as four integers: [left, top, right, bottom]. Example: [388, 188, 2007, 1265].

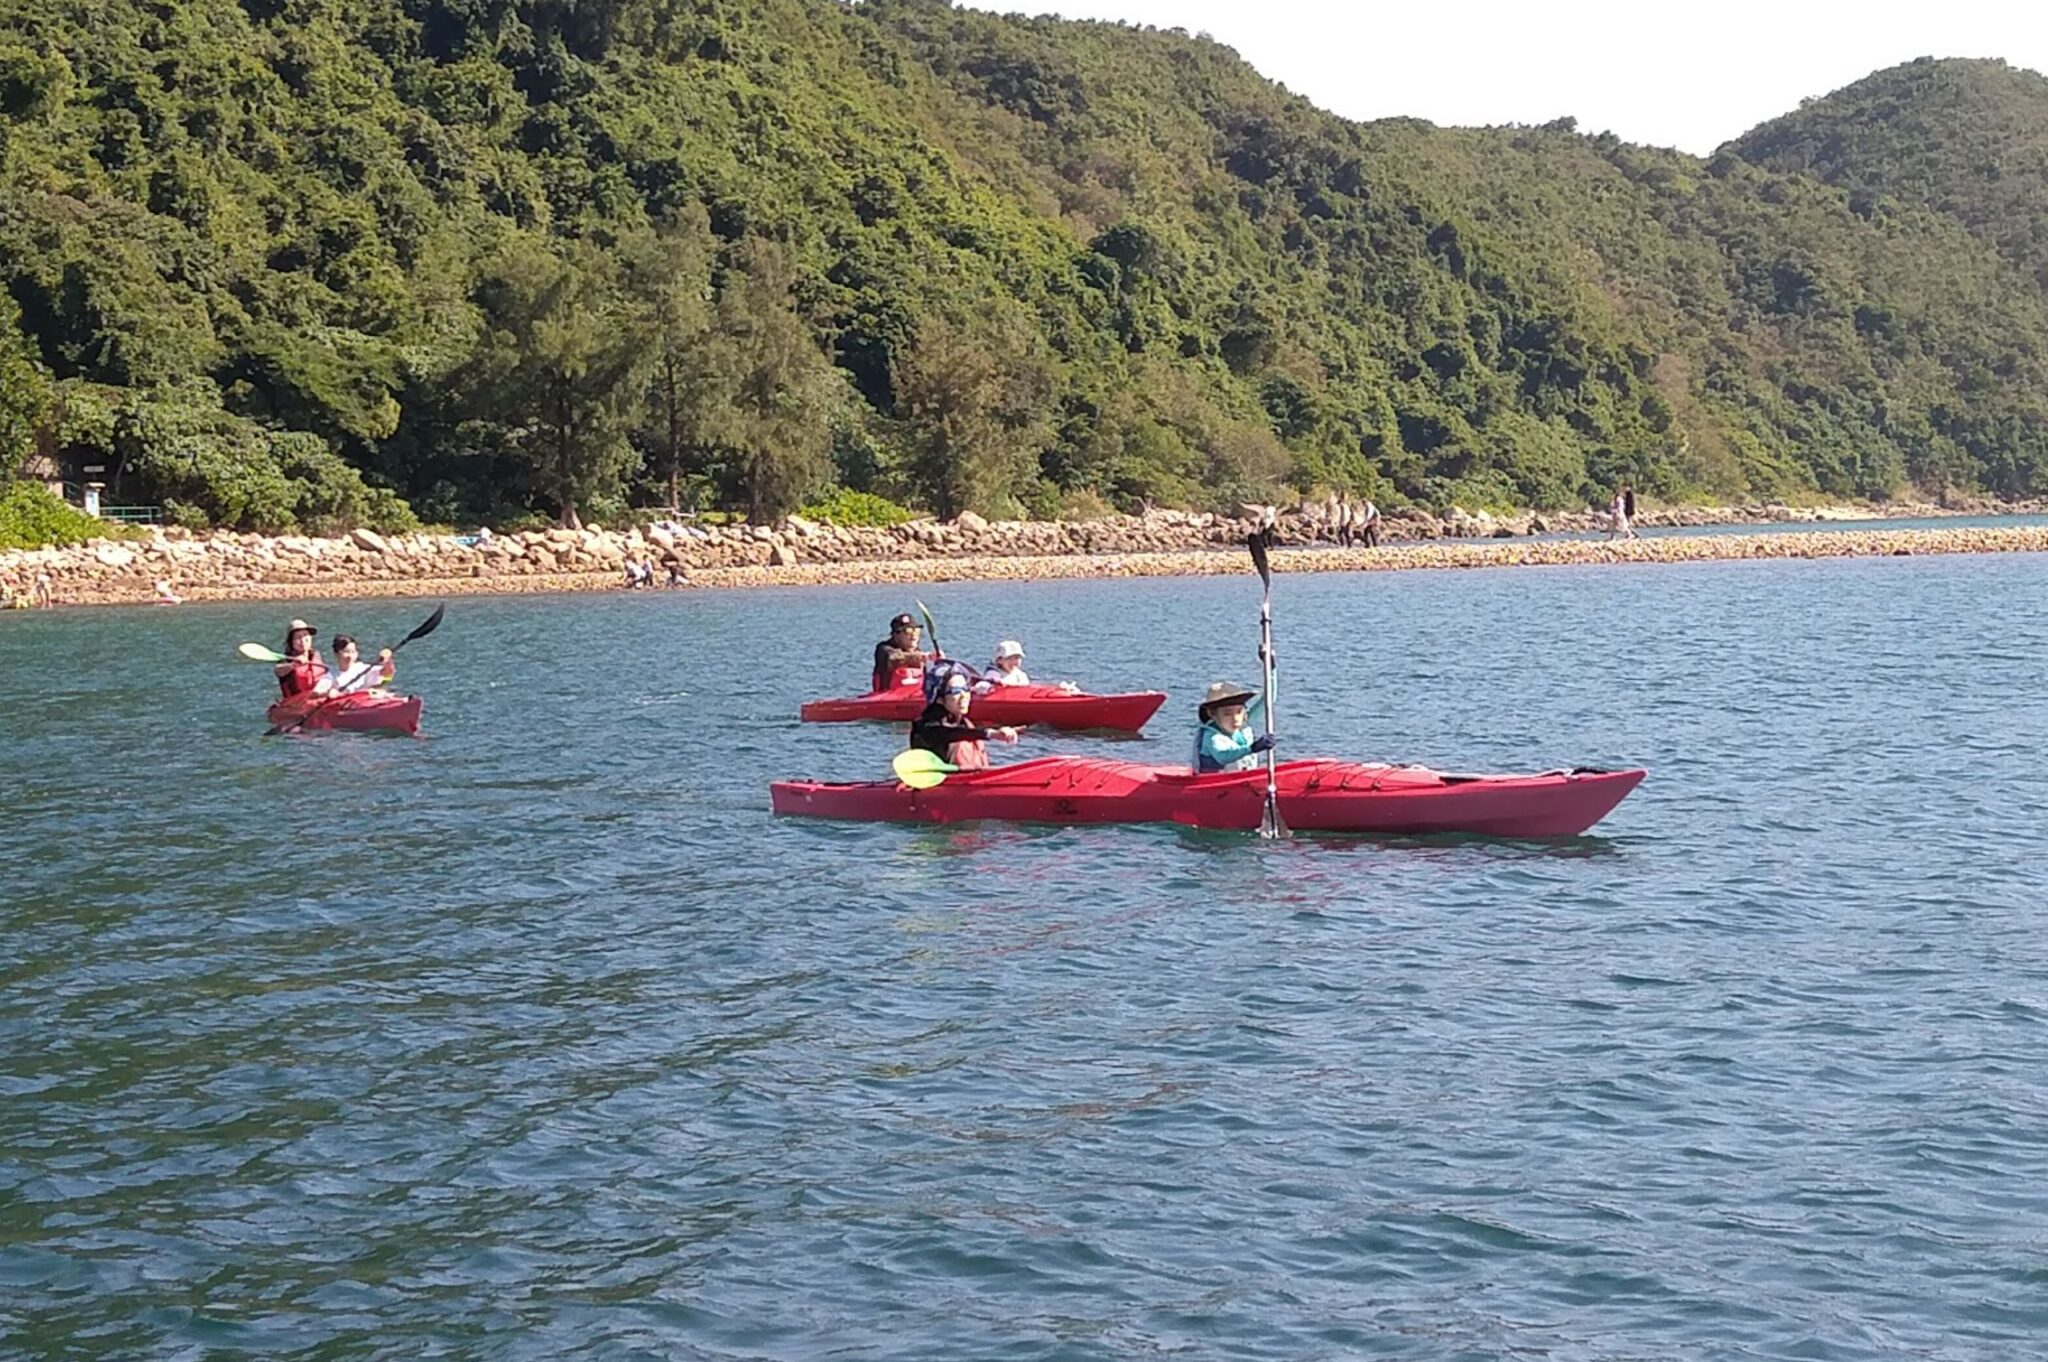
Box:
[5, 499, 2046, 608]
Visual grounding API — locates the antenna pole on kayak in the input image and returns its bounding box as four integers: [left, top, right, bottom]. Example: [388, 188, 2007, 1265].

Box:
[1247, 519, 1285, 839]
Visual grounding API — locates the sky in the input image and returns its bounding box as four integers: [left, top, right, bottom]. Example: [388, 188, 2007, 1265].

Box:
[960, 0, 2048, 154]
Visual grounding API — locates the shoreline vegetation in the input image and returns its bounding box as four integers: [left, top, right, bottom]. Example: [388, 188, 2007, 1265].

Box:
[6, 499, 2046, 610]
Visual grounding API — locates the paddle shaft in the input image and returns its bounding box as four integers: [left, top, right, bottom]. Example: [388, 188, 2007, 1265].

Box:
[1247, 532, 1284, 838]
[1258, 573, 1281, 837]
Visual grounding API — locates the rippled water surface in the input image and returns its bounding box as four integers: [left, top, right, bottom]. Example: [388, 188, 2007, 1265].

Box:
[5, 554, 2048, 1359]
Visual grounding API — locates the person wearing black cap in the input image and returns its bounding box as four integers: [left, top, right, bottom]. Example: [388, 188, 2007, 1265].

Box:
[1191, 680, 1276, 773]
[872, 612, 938, 692]
[273, 618, 329, 698]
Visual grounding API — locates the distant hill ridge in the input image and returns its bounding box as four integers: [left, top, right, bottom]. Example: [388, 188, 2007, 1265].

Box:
[1, 1, 2044, 530]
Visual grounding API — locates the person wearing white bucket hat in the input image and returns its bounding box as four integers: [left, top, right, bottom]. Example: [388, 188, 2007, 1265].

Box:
[983, 639, 1032, 687]
[975, 639, 1084, 694]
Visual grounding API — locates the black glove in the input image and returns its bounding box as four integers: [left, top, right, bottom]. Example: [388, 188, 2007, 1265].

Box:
[1250, 734, 1277, 754]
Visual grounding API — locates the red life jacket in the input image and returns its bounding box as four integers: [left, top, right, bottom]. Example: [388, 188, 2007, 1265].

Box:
[947, 739, 990, 770]
[278, 658, 328, 698]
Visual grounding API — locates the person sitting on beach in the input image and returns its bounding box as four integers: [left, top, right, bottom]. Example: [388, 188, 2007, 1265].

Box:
[1191, 681, 1277, 774]
[872, 612, 937, 692]
[326, 634, 395, 695]
[909, 668, 1019, 771]
[273, 619, 329, 698]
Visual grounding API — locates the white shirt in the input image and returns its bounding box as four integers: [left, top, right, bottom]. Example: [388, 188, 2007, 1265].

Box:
[980, 664, 1031, 688]
[327, 661, 389, 694]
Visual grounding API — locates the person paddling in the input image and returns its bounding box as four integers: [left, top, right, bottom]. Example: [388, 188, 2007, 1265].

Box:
[327, 634, 396, 695]
[273, 619, 329, 698]
[1192, 680, 1277, 774]
[909, 669, 1019, 771]
[873, 612, 937, 692]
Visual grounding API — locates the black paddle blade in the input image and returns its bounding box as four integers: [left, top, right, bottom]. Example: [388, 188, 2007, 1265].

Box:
[397, 603, 445, 649]
[1246, 533, 1272, 589]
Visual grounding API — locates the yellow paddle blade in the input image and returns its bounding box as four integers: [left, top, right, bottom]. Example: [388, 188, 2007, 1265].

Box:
[893, 747, 956, 790]
[238, 643, 285, 662]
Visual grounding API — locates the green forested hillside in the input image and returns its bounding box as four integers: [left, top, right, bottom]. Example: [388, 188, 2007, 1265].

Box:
[1730, 58, 2048, 290]
[1, 2, 2045, 532]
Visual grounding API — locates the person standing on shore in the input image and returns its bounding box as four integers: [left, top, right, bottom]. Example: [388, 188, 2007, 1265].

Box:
[273, 619, 328, 698]
[1610, 486, 1637, 540]
[1359, 498, 1381, 548]
[34, 572, 53, 608]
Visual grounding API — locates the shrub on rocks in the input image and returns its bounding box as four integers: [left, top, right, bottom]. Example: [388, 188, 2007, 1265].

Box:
[0, 480, 128, 550]
[798, 489, 917, 527]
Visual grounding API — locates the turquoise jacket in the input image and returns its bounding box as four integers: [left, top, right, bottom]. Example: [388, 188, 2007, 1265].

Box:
[1193, 696, 1267, 773]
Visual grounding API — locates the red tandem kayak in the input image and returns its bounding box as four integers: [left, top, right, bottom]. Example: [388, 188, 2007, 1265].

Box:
[800, 684, 1167, 732]
[265, 691, 424, 735]
[771, 756, 1644, 838]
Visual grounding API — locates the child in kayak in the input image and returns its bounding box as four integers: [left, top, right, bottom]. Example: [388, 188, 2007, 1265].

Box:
[873, 612, 938, 691]
[910, 669, 1019, 770]
[976, 639, 1083, 694]
[983, 639, 1032, 686]
[327, 635, 396, 695]
[1192, 681, 1277, 773]
[273, 619, 329, 698]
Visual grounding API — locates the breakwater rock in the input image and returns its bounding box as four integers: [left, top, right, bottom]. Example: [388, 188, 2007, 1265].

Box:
[6, 511, 2046, 609]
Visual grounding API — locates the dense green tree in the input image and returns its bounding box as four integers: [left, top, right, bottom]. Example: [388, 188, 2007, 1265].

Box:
[895, 311, 1059, 517]
[0, 292, 52, 475]
[712, 240, 838, 521]
[458, 236, 651, 527]
[625, 211, 719, 511]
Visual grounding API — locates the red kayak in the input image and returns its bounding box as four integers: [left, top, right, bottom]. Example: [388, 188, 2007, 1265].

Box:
[800, 683, 1167, 733]
[265, 691, 424, 735]
[771, 756, 1644, 838]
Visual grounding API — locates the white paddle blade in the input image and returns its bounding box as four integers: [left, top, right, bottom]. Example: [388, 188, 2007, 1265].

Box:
[238, 643, 284, 662]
